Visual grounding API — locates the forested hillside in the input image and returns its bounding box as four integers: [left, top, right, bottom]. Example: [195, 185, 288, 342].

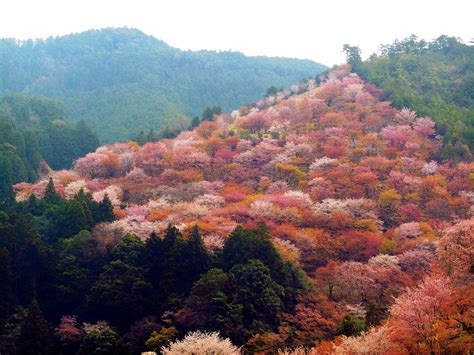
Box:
[344, 35, 474, 160]
[0, 94, 98, 205]
[0, 27, 327, 142]
[4, 67, 472, 354]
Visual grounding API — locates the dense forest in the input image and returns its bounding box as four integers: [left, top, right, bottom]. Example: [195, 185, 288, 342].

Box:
[0, 27, 327, 143]
[344, 35, 474, 160]
[3, 66, 472, 354]
[0, 94, 99, 206]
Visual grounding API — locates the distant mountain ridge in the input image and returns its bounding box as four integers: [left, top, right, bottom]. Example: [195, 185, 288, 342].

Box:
[0, 27, 327, 142]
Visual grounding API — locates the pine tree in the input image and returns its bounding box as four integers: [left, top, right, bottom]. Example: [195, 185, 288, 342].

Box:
[97, 194, 115, 222]
[181, 226, 210, 291]
[63, 198, 93, 236]
[144, 232, 165, 312]
[163, 224, 181, 249]
[0, 247, 15, 321]
[43, 177, 60, 204]
[190, 116, 200, 129]
[74, 120, 99, 156]
[17, 299, 53, 355]
[0, 154, 14, 207]
[23, 130, 41, 171]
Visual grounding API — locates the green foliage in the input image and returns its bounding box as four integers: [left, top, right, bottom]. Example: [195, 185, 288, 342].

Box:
[145, 225, 210, 309]
[0, 247, 14, 320]
[337, 313, 368, 336]
[174, 226, 309, 344]
[0, 153, 14, 206]
[175, 268, 244, 340]
[202, 106, 222, 121]
[343, 44, 366, 78]
[0, 94, 99, 178]
[230, 259, 283, 331]
[145, 326, 177, 350]
[266, 85, 281, 97]
[190, 116, 201, 129]
[43, 178, 60, 204]
[219, 225, 309, 301]
[78, 327, 125, 355]
[348, 35, 474, 160]
[96, 194, 115, 223]
[133, 127, 179, 145]
[0, 187, 311, 350]
[110, 234, 145, 266]
[0, 28, 326, 142]
[0, 213, 59, 314]
[88, 260, 152, 327]
[16, 299, 53, 355]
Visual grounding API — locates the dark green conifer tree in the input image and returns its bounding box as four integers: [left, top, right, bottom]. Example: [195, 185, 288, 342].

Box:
[0, 247, 15, 321]
[97, 194, 115, 222]
[16, 299, 53, 355]
[0, 154, 14, 207]
[43, 177, 61, 204]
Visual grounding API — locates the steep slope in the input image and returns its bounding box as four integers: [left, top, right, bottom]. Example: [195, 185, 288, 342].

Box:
[0, 94, 98, 205]
[12, 66, 474, 352]
[16, 66, 472, 249]
[345, 35, 474, 160]
[0, 27, 327, 142]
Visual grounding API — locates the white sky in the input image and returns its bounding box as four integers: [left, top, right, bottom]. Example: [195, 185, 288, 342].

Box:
[0, 0, 472, 66]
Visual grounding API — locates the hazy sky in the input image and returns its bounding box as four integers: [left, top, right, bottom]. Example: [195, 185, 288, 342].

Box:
[0, 0, 472, 66]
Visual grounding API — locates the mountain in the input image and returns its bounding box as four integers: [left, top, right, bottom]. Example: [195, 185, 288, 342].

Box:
[8, 66, 473, 353]
[0, 27, 327, 143]
[0, 93, 99, 205]
[344, 35, 474, 160]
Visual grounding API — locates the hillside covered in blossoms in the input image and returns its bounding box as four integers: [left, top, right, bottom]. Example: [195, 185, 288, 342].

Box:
[6, 66, 474, 354]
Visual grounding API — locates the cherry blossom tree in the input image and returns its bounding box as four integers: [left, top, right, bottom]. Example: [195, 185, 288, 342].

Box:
[438, 219, 474, 280]
[64, 180, 89, 199]
[55, 315, 84, 343]
[413, 117, 435, 137]
[161, 331, 240, 354]
[388, 274, 473, 353]
[395, 108, 417, 125]
[333, 326, 401, 354]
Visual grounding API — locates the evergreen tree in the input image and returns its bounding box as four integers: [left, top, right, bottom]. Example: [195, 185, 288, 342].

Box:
[160, 126, 176, 139]
[23, 130, 41, 171]
[0, 247, 15, 321]
[25, 194, 43, 215]
[110, 234, 145, 266]
[343, 44, 367, 78]
[88, 260, 152, 327]
[17, 299, 53, 355]
[230, 259, 283, 337]
[61, 198, 93, 237]
[190, 116, 201, 129]
[144, 232, 165, 288]
[146, 129, 159, 142]
[134, 131, 147, 146]
[266, 86, 280, 97]
[181, 226, 210, 292]
[154, 225, 210, 307]
[0, 154, 14, 207]
[159, 231, 188, 305]
[43, 177, 61, 204]
[78, 326, 125, 355]
[202, 106, 222, 121]
[97, 194, 115, 223]
[220, 226, 308, 308]
[175, 268, 244, 341]
[162, 224, 181, 249]
[74, 120, 100, 157]
[337, 313, 367, 336]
